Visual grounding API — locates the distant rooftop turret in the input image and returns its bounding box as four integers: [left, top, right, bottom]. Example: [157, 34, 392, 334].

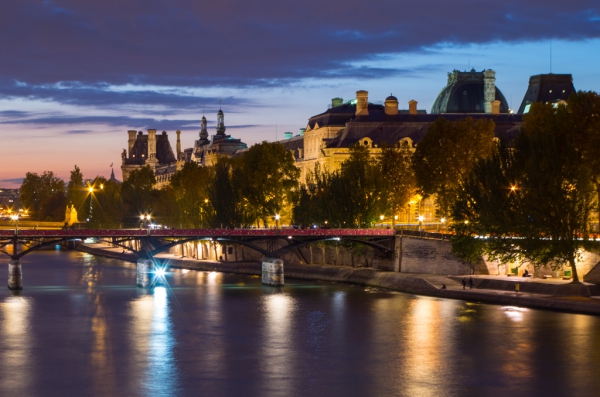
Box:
[200, 116, 208, 140]
[216, 109, 226, 135]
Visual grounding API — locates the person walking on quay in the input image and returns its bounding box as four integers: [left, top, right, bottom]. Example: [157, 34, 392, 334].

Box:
[462, 278, 466, 290]
[469, 277, 474, 289]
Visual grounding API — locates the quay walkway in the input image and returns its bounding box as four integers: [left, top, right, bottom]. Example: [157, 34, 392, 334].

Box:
[79, 243, 600, 316]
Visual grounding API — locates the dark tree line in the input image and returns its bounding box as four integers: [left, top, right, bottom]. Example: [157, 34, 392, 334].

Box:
[18, 142, 299, 229]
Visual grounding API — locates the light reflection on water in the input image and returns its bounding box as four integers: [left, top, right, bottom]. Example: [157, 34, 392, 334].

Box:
[261, 292, 296, 395]
[130, 286, 178, 396]
[1, 251, 600, 396]
[0, 296, 32, 396]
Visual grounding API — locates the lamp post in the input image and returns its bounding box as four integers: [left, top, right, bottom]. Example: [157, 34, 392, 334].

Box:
[380, 215, 384, 229]
[418, 215, 424, 231]
[10, 214, 19, 232]
[140, 214, 151, 229]
[275, 214, 280, 230]
[440, 217, 446, 233]
[88, 186, 94, 221]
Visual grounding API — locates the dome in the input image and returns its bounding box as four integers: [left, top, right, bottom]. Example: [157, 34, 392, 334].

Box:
[431, 69, 509, 114]
[385, 95, 398, 101]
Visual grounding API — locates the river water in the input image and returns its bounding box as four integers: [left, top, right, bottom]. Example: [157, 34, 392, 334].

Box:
[0, 250, 599, 396]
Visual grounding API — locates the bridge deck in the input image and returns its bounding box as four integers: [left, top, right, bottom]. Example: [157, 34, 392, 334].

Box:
[0, 228, 396, 238]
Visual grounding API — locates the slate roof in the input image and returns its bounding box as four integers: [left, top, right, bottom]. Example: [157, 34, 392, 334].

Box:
[276, 135, 304, 160]
[325, 114, 522, 149]
[517, 74, 576, 114]
[431, 69, 510, 114]
[125, 131, 177, 165]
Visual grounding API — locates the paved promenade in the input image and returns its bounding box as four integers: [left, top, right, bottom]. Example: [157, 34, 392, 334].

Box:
[79, 243, 600, 316]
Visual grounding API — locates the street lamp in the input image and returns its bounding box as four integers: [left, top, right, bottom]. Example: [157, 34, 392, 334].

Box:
[87, 186, 95, 222]
[10, 214, 19, 231]
[418, 215, 424, 231]
[440, 217, 446, 233]
[380, 214, 384, 229]
[275, 214, 280, 229]
[140, 214, 151, 228]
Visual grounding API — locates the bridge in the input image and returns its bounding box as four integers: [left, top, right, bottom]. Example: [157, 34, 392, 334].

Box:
[1, 228, 415, 290]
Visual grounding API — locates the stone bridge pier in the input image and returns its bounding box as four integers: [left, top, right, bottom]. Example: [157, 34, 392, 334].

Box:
[8, 259, 23, 290]
[262, 257, 284, 286]
[136, 259, 155, 288]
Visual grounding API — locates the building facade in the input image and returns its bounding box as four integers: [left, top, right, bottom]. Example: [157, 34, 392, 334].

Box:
[121, 108, 248, 188]
[278, 69, 525, 224]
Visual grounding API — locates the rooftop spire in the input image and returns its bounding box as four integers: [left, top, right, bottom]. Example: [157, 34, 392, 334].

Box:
[216, 105, 226, 135]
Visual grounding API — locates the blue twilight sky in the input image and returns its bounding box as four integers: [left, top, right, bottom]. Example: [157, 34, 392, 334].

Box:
[1, 0, 599, 188]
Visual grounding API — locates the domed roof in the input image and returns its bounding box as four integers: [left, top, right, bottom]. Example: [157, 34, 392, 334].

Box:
[431, 69, 509, 114]
[386, 95, 398, 101]
[217, 109, 224, 115]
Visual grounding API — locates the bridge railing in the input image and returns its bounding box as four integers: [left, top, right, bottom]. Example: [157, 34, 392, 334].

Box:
[2, 228, 397, 238]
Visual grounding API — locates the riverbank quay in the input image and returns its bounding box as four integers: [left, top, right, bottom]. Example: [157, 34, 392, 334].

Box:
[77, 243, 600, 316]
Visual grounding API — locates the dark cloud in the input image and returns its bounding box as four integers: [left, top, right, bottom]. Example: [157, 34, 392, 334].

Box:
[0, 79, 250, 112]
[0, 112, 259, 131]
[0, 178, 24, 184]
[0, 0, 597, 89]
[0, 114, 198, 130]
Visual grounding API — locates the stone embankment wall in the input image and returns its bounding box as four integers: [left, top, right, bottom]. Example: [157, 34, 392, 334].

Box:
[80, 233, 600, 279]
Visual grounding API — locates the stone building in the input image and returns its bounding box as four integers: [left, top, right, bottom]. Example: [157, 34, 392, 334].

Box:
[121, 108, 248, 188]
[278, 69, 524, 224]
[120, 129, 180, 188]
[180, 109, 248, 167]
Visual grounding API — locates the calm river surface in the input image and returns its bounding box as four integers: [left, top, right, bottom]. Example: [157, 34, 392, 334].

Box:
[1, 250, 599, 396]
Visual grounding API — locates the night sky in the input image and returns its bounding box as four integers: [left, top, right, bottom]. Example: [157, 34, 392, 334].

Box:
[1, 0, 599, 187]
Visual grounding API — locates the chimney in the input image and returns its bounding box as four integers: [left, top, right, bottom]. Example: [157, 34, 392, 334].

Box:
[127, 130, 137, 156]
[176, 130, 181, 156]
[384, 95, 399, 116]
[483, 69, 496, 114]
[355, 90, 369, 116]
[491, 100, 501, 115]
[331, 97, 343, 107]
[284, 132, 293, 139]
[147, 129, 157, 161]
[408, 100, 418, 115]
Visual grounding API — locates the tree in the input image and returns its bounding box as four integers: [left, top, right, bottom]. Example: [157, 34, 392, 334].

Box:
[120, 166, 157, 226]
[67, 165, 87, 217]
[207, 159, 249, 228]
[168, 162, 211, 228]
[237, 142, 300, 226]
[565, 91, 600, 214]
[452, 103, 597, 283]
[413, 117, 495, 217]
[339, 143, 387, 227]
[379, 141, 417, 228]
[20, 171, 67, 221]
[292, 145, 387, 228]
[87, 176, 124, 229]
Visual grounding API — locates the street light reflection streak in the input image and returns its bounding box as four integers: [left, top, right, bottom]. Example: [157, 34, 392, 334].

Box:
[129, 287, 179, 395]
[404, 298, 448, 396]
[0, 297, 33, 396]
[262, 293, 296, 395]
